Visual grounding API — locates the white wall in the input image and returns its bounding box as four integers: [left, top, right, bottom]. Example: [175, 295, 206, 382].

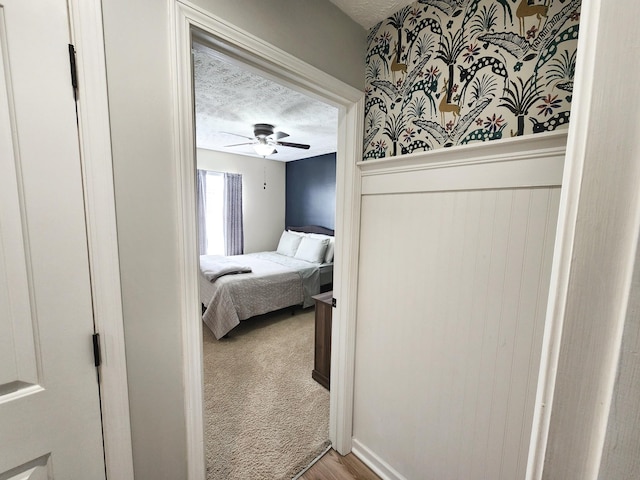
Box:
[100, 1, 364, 477]
[352, 134, 565, 480]
[197, 148, 286, 253]
[101, 2, 186, 478]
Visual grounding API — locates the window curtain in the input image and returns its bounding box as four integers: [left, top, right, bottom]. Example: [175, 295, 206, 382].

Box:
[223, 173, 244, 256]
[196, 169, 207, 255]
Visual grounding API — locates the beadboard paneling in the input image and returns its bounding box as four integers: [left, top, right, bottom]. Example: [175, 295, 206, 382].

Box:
[353, 178, 560, 479]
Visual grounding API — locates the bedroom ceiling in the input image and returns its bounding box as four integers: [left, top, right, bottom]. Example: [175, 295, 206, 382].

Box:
[193, 2, 409, 162]
[193, 42, 339, 162]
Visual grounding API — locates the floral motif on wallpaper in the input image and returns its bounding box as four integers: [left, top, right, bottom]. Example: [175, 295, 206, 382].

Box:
[364, 0, 581, 159]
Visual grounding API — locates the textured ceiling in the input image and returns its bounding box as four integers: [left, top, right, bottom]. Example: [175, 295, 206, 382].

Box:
[193, 42, 338, 162]
[193, 2, 404, 162]
[329, 0, 415, 29]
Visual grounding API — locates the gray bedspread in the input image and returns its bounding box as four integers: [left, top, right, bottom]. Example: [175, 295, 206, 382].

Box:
[200, 252, 321, 339]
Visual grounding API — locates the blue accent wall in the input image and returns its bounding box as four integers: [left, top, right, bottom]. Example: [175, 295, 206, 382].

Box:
[285, 153, 336, 230]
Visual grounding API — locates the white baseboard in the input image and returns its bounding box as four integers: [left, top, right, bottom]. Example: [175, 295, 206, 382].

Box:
[352, 439, 408, 480]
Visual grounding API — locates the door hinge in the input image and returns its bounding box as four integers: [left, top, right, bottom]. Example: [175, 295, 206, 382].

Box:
[332, 297, 337, 308]
[92, 333, 101, 368]
[68, 44, 78, 99]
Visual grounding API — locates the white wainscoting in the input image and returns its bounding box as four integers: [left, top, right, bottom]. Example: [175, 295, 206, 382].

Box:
[351, 132, 566, 480]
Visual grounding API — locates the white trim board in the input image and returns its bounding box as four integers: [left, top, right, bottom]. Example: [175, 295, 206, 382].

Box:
[525, 1, 640, 479]
[359, 131, 567, 195]
[67, 1, 134, 479]
[169, 2, 365, 477]
[358, 130, 567, 173]
[352, 439, 408, 480]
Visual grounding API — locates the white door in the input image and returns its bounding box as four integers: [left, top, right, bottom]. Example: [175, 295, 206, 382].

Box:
[0, 0, 106, 478]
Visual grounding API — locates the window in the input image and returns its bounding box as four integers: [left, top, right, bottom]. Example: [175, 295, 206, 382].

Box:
[197, 169, 244, 256]
[204, 172, 224, 255]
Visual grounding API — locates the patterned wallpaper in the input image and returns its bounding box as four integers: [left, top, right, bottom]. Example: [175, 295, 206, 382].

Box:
[364, 0, 581, 159]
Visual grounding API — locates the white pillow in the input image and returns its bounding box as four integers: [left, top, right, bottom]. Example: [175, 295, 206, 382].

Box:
[287, 229, 306, 237]
[276, 231, 303, 257]
[308, 233, 335, 263]
[323, 237, 335, 263]
[294, 236, 329, 263]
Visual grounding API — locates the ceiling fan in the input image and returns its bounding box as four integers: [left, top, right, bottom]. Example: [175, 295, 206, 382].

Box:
[223, 123, 310, 157]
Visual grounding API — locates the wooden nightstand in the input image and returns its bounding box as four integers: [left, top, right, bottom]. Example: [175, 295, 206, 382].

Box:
[312, 290, 333, 390]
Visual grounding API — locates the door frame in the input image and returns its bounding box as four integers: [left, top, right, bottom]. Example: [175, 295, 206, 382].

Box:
[67, 1, 134, 478]
[525, 0, 640, 478]
[169, 1, 364, 477]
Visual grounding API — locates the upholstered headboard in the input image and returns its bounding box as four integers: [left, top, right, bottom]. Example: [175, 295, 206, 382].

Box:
[287, 225, 334, 236]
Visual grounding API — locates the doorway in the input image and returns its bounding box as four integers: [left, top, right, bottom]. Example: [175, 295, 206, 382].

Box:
[192, 36, 338, 477]
[170, 3, 364, 478]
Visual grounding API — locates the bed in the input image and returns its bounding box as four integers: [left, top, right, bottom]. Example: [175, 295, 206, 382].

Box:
[200, 226, 334, 339]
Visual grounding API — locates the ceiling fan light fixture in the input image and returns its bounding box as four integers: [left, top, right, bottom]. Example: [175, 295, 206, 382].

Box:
[221, 123, 309, 157]
[253, 142, 276, 157]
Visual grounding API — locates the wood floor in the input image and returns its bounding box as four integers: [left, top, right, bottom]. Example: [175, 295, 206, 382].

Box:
[298, 449, 381, 480]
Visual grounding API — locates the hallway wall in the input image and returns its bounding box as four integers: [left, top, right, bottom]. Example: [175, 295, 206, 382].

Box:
[100, 1, 365, 477]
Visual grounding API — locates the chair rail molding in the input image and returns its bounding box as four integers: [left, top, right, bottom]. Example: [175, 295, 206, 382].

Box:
[359, 131, 567, 195]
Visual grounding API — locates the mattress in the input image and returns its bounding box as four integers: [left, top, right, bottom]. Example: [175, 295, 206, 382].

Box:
[200, 252, 332, 339]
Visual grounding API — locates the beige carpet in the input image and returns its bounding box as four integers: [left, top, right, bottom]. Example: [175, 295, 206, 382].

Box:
[202, 307, 330, 480]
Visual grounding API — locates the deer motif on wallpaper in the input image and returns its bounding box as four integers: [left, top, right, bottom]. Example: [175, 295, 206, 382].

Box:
[439, 79, 461, 125]
[390, 41, 408, 81]
[516, 0, 550, 36]
[363, 0, 580, 158]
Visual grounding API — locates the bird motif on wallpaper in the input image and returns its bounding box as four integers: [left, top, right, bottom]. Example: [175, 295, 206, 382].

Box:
[363, 127, 380, 151]
[367, 21, 382, 46]
[418, 0, 473, 18]
[365, 95, 388, 116]
[456, 56, 509, 104]
[461, 123, 507, 144]
[405, 16, 442, 46]
[477, 31, 531, 59]
[371, 55, 432, 106]
[555, 81, 573, 92]
[366, 23, 390, 76]
[530, 110, 571, 133]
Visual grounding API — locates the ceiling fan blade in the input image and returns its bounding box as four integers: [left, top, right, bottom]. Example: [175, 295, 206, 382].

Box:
[272, 131, 289, 140]
[223, 142, 254, 147]
[276, 141, 310, 149]
[220, 131, 254, 140]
